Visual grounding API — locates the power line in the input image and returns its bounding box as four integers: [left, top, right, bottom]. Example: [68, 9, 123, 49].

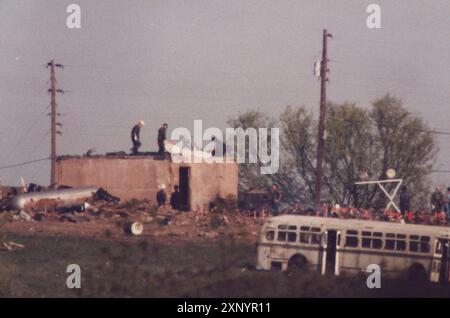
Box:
[0, 158, 50, 171]
[341, 117, 450, 137]
[64, 64, 312, 79]
[431, 170, 450, 174]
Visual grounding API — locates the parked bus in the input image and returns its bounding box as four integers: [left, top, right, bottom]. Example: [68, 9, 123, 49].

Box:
[256, 215, 450, 283]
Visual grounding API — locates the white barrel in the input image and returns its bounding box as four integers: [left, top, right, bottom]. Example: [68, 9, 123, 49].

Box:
[124, 222, 144, 236]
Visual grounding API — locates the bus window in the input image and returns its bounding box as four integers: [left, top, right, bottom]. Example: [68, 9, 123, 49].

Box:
[409, 235, 422, 252]
[266, 230, 275, 241]
[287, 232, 297, 242]
[362, 232, 371, 248]
[345, 230, 359, 247]
[299, 226, 311, 244]
[277, 231, 287, 242]
[362, 232, 382, 249]
[278, 225, 287, 230]
[420, 236, 430, 253]
[300, 232, 310, 243]
[396, 234, 406, 251]
[311, 227, 321, 245]
[372, 238, 382, 249]
[288, 225, 297, 231]
[385, 233, 396, 250]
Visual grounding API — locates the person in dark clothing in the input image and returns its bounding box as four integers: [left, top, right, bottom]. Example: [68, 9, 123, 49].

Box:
[130, 120, 144, 154]
[446, 187, 450, 219]
[399, 186, 411, 218]
[431, 187, 444, 212]
[211, 136, 217, 157]
[156, 184, 167, 207]
[170, 185, 181, 210]
[271, 184, 282, 215]
[158, 123, 168, 154]
[210, 136, 227, 158]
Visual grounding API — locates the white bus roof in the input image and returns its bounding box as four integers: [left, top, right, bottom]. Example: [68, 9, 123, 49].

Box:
[264, 215, 450, 237]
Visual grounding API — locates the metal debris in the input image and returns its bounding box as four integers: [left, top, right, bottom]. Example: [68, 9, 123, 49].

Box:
[10, 187, 98, 211]
[1, 241, 25, 252]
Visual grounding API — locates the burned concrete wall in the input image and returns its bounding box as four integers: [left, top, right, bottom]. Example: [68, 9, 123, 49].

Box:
[55, 155, 238, 210]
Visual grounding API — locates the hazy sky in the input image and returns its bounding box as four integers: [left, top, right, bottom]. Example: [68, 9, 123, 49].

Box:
[0, 0, 449, 186]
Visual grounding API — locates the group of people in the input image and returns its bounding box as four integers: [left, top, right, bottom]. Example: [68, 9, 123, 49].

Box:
[131, 121, 168, 155]
[399, 186, 450, 219]
[156, 184, 185, 211]
[261, 184, 450, 226]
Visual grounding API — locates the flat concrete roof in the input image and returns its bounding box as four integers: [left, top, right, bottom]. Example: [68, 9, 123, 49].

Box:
[57, 152, 169, 161]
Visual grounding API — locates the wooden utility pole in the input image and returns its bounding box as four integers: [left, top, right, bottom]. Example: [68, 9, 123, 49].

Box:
[314, 29, 332, 205]
[47, 60, 63, 186]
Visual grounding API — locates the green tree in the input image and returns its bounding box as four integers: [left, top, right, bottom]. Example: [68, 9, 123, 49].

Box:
[229, 95, 438, 209]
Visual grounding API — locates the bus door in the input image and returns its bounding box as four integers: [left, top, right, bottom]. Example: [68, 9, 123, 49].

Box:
[430, 238, 450, 283]
[321, 230, 340, 275]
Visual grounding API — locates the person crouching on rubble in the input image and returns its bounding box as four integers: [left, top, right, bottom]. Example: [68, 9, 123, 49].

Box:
[130, 120, 145, 154]
[157, 184, 167, 207]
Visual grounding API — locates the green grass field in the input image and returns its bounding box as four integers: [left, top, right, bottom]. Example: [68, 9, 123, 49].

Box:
[2, 233, 450, 298]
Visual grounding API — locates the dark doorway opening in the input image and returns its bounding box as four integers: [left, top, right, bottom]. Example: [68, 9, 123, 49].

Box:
[325, 230, 337, 275]
[179, 167, 190, 211]
[439, 240, 449, 283]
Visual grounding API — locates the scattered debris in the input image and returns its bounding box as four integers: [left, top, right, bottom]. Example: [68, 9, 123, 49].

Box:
[60, 213, 90, 223]
[18, 210, 32, 222]
[27, 183, 45, 193]
[1, 241, 25, 252]
[94, 188, 120, 203]
[156, 215, 172, 226]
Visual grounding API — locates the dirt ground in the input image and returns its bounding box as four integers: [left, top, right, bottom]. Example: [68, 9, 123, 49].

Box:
[1, 207, 265, 244]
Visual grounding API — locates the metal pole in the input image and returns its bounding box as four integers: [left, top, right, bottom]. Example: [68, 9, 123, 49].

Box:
[314, 29, 331, 205]
[49, 60, 57, 186]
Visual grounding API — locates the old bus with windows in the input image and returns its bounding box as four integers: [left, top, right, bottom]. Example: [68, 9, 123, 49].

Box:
[256, 215, 450, 282]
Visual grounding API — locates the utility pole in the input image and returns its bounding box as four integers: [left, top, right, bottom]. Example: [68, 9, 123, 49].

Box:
[314, 29, 332, 205]
[47, 60, 64, 186]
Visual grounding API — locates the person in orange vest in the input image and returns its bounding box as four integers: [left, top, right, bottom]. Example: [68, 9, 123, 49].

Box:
[418, 211, 426, 224]
[406, 210, 415, 223]
[340, 205, 350, 218]
[437, 210, 446, 225]
[361, 209, 370, 220]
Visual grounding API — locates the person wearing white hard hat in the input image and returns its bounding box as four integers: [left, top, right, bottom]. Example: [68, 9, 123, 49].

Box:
[156, 184, 167, 207]
[130, 120, 144, 154]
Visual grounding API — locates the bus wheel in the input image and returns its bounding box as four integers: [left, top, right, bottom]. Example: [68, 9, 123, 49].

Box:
[287, 254, 307, 272]
[407, 264, 428, 282]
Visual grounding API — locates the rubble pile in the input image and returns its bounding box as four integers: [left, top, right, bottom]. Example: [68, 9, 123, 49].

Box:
[0, 187, 265, 241]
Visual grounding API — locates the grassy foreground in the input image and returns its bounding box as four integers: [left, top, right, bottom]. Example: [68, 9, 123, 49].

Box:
[2, 234, 450, 297]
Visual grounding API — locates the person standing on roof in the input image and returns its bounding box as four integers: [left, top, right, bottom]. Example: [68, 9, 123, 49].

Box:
[158, 123, 168, 154]
[431, 187, 444, 213]
[270, 183, 282, 216]
[130, 120, 144, 154]
[399, 186, 411, 219]
[445, 187, 450, 219]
